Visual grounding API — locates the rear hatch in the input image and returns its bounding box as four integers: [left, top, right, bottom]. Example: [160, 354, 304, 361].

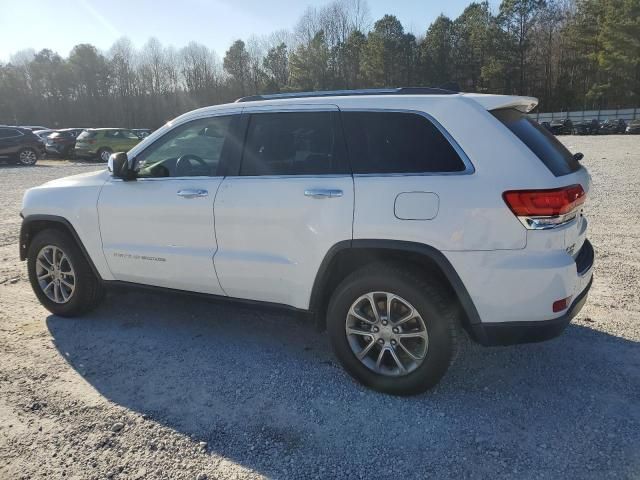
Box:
[474, 96, 590, 258]
[75, 130, 97, 149]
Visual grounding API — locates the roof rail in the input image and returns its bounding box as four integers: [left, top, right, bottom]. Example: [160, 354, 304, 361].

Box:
[235, 87, 458, 103]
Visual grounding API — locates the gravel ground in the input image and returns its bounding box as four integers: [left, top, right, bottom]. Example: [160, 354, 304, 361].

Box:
[0, 140, 639, 480]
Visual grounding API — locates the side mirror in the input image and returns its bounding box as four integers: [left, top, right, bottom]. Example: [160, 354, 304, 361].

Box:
[108, 152, 136, 180]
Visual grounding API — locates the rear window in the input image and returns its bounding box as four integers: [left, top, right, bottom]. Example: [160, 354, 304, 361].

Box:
[77, 130, 97, 140]
[341, 111, 467, 174]
[492, 109, 580, 176]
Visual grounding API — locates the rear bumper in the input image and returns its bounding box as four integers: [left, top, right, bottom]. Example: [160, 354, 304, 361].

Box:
[470, 275, 592, 346]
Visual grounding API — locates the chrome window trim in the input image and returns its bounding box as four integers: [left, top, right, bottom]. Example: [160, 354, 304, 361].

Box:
[339, 108, 475, 176]
[224, 174, 352, 180]
[109, 176, 223, 183]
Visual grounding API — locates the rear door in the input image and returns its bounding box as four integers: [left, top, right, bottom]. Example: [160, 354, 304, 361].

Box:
[0, 128, 24, 156]
[213, 105, 354, 309]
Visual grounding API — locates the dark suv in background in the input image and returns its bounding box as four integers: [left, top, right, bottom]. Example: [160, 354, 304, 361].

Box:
[599, 119, 627, 134]
[45, 128, 85, 157]
[573, 119, 601, 135]
[0, 126, 44, 165]
[548, 118, 573, 135]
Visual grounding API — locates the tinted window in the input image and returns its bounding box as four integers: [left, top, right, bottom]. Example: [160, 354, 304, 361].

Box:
[492, 109, 580, 176]
[342, 111, 466, 174]
[241, 112, 345, 176]
[0, 128, 22, 138]
[136, 115, 232, 178]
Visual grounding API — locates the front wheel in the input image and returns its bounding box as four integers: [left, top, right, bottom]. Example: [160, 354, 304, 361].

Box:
[17, 148, 38, 166]
[326, 263, 460, 395]
[27, 229, 104, 317]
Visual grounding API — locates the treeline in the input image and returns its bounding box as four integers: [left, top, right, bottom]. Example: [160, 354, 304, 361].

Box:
[1, 0, 638, 129]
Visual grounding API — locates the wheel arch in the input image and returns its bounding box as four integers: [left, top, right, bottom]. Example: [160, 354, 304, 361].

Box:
[309, 239, 481, 333]
[20, 214, 102, 280]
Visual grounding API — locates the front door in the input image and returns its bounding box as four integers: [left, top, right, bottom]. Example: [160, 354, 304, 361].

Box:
[213, 106, 354, 309]
[97, 113, 241, 295]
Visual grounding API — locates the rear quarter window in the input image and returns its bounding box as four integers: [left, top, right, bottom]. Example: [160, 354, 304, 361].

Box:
[492, 108, 580, 176]
[341, 111, 467, 174]
[77, 130, 97, 140]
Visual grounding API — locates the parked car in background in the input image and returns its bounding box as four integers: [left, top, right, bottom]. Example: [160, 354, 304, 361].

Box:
[626, 119, 640, 134]
[132, 128, 153, 138]
[599, 119, 627, 134]
[20, 125, 49, 131]
[0, 126, 44, 165]
[33, 129, 56, 140]
[573, 119, 600, 135]
[45, 128, 85, 158]
[74, 128, 142, 161]
[548, 119, 573, 135]
[541, 121, 552, 132]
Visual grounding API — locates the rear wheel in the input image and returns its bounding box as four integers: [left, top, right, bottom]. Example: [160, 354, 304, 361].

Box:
[327, 263, 460, 395]
[17, 148, 38, 166]
[27, 229, 103, 317]
[97, 147, 112, 162]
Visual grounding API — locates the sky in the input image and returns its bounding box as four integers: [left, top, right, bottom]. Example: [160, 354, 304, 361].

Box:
[0, 0, 499, 62]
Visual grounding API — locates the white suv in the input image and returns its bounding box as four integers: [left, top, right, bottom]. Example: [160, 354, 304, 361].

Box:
[20, 88, 594, 395]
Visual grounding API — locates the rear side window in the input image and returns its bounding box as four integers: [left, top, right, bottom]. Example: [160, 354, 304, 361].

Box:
[77, 130, 97, 140]
[341, 111, 466, 174]
[241, 111, 346, 176]
[0, 128, 22, 138]
[492, 109, 580, 176]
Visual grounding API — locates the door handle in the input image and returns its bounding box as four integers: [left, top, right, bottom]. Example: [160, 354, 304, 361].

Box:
[304, 189, 343, 199]
[177, 189, 208, 198]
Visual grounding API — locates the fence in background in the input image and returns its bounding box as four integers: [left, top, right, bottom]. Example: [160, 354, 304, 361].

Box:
[530, 108, 640, 122]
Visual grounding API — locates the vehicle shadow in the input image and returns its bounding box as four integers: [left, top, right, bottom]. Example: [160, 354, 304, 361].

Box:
[46, 289, 640, 478]
[0, 162, 53, 168]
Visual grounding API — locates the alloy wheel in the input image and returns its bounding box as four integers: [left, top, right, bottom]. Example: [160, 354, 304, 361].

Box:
[345, 292, 428, 376]
[19, 149, 37, 165]
[35, 245, 76, 304]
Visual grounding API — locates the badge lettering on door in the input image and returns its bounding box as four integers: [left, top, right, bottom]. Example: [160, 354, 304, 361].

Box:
[113, 252, 166, 262]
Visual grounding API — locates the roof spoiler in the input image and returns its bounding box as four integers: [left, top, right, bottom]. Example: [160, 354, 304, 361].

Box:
[463, 93, 538, 113]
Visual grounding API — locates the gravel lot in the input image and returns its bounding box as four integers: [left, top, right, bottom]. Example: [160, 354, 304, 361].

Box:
[1, 138, 639, 480]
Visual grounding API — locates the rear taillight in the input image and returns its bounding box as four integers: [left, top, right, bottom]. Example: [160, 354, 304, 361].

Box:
[503, 185, 585, 230]
[53, 137, 66, 143]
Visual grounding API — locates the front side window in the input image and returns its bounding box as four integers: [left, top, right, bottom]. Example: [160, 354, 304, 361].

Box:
[240, 111, 345, 176]
[341, 111, 467, 174]
[136, 115, 232, 178]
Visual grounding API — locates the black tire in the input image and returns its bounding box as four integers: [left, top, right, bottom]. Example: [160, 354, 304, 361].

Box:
[96, 147, 112, 163]
[326, 262, 460, 395]
[27, 229, 104, 317]
[16, 147, 38, 166]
